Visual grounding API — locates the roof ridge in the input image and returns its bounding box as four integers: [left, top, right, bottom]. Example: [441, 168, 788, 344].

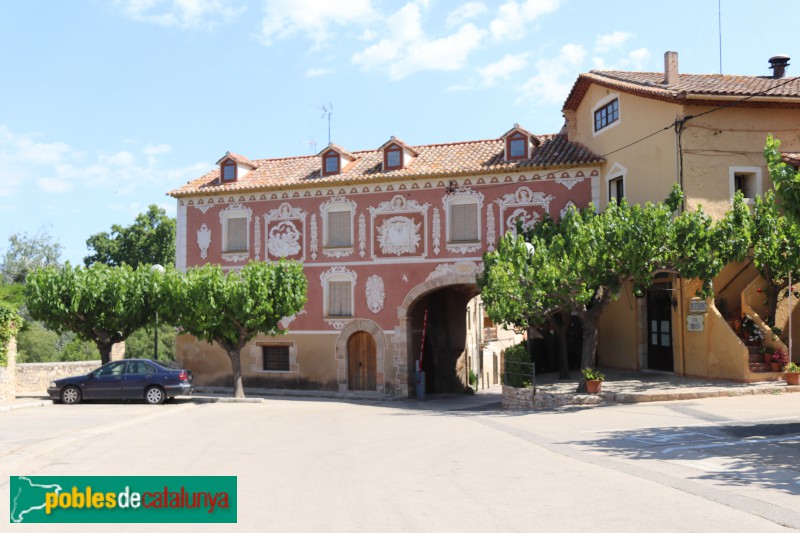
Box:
[229, 135, 563, 164]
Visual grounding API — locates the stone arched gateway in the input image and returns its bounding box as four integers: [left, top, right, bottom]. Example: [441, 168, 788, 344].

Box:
[394, 273, 480, 397]
[335, 319, 387, 394]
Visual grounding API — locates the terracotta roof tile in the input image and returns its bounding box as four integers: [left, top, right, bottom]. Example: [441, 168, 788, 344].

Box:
[783, 152, 800, 168]
[564, 71, 800, 110]
[169, 134, 603, 197]
[215, 151, 257, 168]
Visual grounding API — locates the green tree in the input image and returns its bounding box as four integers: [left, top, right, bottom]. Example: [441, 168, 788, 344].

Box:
[125, 324, 176, 361]
[15, 321, 61, 363]
[765, 135, 800, 224]
[749, 190, 800, 324]
[1, 229, 63, 284]
[25, 263, 164, 364]
[164, 261, 308, 398]
[84, 205, 176, 268]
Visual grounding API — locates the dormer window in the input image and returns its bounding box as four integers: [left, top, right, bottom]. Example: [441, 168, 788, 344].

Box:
[216, 151, 256, 183]
[222, 160, 237, 181]
[507, 132, 528, 160]
[501, 124, 537, 161]
[324, 152, 340, 175]
[379, 137, 417, 172]
[385, 145, 402, 170]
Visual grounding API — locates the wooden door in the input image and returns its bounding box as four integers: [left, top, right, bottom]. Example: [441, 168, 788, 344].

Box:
[647, 288, 674, 372]
[348, 331, 376, 391]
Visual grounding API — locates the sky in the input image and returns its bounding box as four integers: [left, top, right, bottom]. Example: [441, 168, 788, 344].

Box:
[1, 0, 796, 266]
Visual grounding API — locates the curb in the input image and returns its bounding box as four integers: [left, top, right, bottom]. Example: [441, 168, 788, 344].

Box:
[0, 400, 51, 413]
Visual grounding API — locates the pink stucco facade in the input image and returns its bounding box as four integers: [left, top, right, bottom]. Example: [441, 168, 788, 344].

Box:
[172, 132, 602, 396]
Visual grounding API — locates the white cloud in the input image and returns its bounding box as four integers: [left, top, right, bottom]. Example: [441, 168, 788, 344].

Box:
[0, 125, 205, 199]
[478, 53, 529, 86]
[115, 0, 244, 30]
[37, 178, 74, 194]
[595, 31, 633, 53]
[489, 0, 561, 41]
[305, 67, 333, 78]
[446, 1, 487, 27]
[260, 0, 376, 47]
[627, 48, 651, 70]
[352, 1, 486, 80]
[142, 143, 172, 156]
[519, 43, 586, 104]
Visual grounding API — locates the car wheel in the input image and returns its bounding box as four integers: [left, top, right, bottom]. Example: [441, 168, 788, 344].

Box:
[61, 386, 82, 405]
[145, 386, 165, 405]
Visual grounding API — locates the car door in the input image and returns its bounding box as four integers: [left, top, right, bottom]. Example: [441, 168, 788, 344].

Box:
[82, 361, 126, 399]
[121, 361, 152, 399]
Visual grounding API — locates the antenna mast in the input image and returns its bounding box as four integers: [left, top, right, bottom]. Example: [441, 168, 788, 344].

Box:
[718, 0, 723, 74]
[320, 103, 333, 144]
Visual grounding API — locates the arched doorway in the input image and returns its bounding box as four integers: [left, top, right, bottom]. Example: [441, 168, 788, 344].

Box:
[407, 283, 479, 395]
[347, 331, 377, 391]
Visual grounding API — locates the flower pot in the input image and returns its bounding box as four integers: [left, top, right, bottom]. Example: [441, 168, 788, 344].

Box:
[763, 354, 773, 364]
[785, 372, 800, 386]
[585, 380, 602, 394]
[770, 362, 781, 372]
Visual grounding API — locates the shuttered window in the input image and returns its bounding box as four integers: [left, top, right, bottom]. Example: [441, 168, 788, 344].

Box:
[326, 210, 352, 247]
[226, 216, 247, 252]
[328, 281, 352, 317]
[449, 203, 478, 242]
[262, 345, 290, 372]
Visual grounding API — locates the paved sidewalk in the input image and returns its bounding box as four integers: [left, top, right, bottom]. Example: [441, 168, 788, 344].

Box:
[534, 369, 800, 405]
[4, 370, 798, 412]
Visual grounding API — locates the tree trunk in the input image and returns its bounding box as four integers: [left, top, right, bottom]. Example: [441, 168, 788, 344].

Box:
[552, 311, 570, 379]
[96, 342, 112, 365]
[227, 347, 245, 398]
[765, 285, 780, 327]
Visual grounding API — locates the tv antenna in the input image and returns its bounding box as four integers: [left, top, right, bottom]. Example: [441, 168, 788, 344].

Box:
[304, 137, 317, 155]
[320, 103, 333, 145]
[717, 0, 723, 74]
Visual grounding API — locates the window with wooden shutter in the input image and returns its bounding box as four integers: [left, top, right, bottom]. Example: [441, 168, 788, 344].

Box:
[326, 210, 352, 247]
[449, 202, 478, 242]
[226, 216, 247, 252]
[327, 280, 352, 317]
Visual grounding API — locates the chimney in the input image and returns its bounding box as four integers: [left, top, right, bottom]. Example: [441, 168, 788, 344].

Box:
[769, 55, 790, 79]
[664, 51, 679, 85]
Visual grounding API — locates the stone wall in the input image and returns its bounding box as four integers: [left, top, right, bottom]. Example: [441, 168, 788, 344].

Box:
[15, 361, 100, 394]
[502, 384, 605, 410]
[0, 336, 16, 402]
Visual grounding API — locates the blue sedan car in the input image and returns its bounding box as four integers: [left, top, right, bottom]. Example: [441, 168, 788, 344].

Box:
[47, 359, 195, 405]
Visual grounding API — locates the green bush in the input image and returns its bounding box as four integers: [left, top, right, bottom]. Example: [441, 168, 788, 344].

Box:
[503, 342, 533, 388]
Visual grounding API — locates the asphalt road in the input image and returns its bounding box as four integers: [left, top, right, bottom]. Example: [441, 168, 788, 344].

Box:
[2, 393, 799, 532]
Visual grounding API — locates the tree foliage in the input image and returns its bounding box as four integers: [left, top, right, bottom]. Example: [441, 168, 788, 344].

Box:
[163, 260, 307, 398]
[765, 135, 800, 225]
[25, 263, 163, 364]
[125, 324, 175, 361]
[0, 303, 22, 366]
[480, 184, 752, 384]
[84, 205, 176, 268]
[1, 229, 63, 284]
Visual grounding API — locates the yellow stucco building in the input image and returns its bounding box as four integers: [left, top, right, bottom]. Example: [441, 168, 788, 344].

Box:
[563, 52, 800, 381]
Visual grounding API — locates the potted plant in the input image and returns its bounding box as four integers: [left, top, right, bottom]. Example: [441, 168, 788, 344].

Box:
[741, 315, 764, 346]
[760, 345, 775, 364]
[770, 349, 789, 372]
[785, 362, 800, 386]
[582, 367, 605, 394]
